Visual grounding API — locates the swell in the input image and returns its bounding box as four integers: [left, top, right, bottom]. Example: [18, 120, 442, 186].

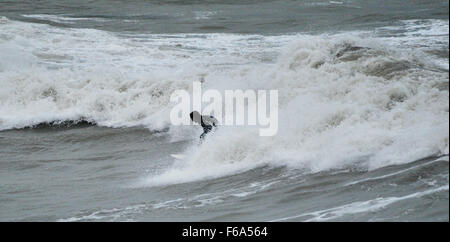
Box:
[16, 119, 96, 130]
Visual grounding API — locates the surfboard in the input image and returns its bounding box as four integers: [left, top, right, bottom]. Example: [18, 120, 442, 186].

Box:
[170, 154, 186, 160]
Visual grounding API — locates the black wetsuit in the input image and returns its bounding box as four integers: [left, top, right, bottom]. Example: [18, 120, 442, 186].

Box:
[199, 115, 218, 140]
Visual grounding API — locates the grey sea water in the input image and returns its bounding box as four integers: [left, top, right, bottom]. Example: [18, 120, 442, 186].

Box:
[0, 0, 448, 221]
[0, 0, 448, 34]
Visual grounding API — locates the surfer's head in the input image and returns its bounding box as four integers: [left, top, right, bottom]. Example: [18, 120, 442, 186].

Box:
[190, 111, 201, 124]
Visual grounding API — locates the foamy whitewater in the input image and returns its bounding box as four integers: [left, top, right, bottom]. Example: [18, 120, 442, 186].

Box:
[0, 0, 448, 221]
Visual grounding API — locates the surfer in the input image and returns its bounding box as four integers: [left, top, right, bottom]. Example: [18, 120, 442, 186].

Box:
[190, 111, 218, 141]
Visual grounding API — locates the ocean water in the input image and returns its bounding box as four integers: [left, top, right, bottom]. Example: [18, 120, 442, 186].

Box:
[0, 0, 448, 222]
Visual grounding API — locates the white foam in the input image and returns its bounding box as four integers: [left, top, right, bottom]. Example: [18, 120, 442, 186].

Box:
[376, 19, 449, 70]
[149, 31, 448, 186]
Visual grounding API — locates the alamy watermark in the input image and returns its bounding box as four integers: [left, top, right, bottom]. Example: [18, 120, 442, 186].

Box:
[170, 81, 278, 136]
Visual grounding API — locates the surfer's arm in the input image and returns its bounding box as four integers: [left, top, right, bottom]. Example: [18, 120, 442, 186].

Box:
[201, 115, 219, 127]
[209, 116, 219, 126]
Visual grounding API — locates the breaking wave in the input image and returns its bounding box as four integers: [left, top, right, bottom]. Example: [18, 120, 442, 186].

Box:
[0, 17, 448, 185]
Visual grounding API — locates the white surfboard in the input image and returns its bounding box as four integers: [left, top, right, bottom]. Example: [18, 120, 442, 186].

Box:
[170, 154, 186, 160]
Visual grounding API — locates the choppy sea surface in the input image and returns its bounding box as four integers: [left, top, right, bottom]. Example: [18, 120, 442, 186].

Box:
[0, 0, 448, 221]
